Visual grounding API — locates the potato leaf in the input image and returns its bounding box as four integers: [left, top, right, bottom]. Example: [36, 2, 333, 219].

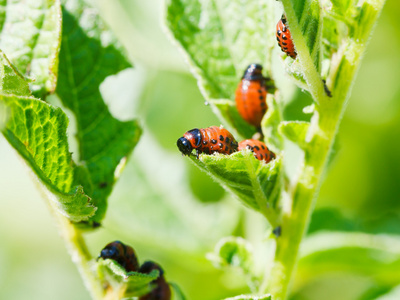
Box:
[0, 50, 96, 221]
[97, 259, 159, 297]
[57, 0, 142, 222]
[165, 0, 276, 138]
[189, 151, 282, 226]
[0, 0, 62, 98]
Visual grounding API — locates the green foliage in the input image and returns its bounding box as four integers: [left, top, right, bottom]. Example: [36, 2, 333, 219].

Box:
[295, 232, 400, 294]
[166, 0, 387, 299]
[56, 0, 142, 222]
[224, 294, 271, 300]
[0, 0, 62, 98]
[165, 0, 276, 139]
[279, 0, 322, 91]
[0, 0, 392, 299]
[0, 0, 141, 224]
[190, 151, 281, 226]
[279, 121, 310, 152]
[207, 236, 254, 271]
[97, 259, 159, 297]
[261, 95, 283, 153]
[0, 50, 95, 221]
[165, 0, 275, 100]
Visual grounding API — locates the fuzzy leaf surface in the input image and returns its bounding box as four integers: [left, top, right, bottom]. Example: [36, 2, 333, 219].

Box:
[97, 259, 159, 297]
[165, 0, 276, 138]
[57, 0, 142, 222]
[261, 95, 283, 153]
[280, 0, 324, 97]
[0, 0, 62, 98]
[279, 121, 310, 151]
[0, 51, 95, 221]
[207, 236, 253, 271]
[190, 151, 281, 226]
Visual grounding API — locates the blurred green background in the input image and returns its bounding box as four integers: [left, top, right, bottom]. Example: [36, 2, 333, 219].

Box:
[0, 0, 399, 299]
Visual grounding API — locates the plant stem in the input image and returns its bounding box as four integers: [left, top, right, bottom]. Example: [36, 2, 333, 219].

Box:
[53, 210, 105, 300]
[260, 1, 385, 298]
[264, 109, 339, 299]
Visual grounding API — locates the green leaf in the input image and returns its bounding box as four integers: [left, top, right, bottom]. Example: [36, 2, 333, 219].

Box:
[280, 0, 327, 101]
[207, 236, 254, 271]
[57, 0, 142, 222]
[297, 232, 400, 290]
[224, 294, 271, 300]
[207, 236, 260, 293]
[97, 259, 159, 297]
[321, 0, 386, 100]
[189, 151, 281, 226]
[165, 0, 276, 138]
[261, 95, 283, 153]
[282, 0, 322, 72]
[279, 121, 310, 151]
[0, 50, 95, 221]
[0, 51, 32, 97]
[330, 0, 354, 16]
[165, 0, 276, 99]
[0, 0, 62, 98]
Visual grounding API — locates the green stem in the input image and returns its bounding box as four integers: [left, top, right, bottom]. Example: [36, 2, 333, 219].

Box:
[54, 213, 105, 300]
[262, 1, 385, 298]
[265, 109, 339, 299]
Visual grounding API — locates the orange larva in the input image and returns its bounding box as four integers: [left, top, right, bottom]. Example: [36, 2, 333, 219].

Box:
[239, 139, 276, 163]
[177, 126, 238, 158]
[235, 63, 268, 128]
[276, 15, 297, 59]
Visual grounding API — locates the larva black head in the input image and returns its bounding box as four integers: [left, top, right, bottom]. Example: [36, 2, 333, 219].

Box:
[177, 137, 192, 155]
[243, 63, 264, 81]
[100, 241, 123, 261]
[281, 14, 287, 24]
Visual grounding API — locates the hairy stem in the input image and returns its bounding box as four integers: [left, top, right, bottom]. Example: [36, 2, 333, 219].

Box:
[262, 1, 385, 298]
[53, 209, 104, 300]
[265, 108, 339, 299]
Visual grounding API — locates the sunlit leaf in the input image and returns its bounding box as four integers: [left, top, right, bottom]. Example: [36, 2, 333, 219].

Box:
[97, 259, 159, 297]
[0, 50, 96, 221]
[261, 94, 283, 153]
[189, 151, 281, 226]
[165, 0, 276, 99]
[280, 0, 323, 92]
[165, 0, 277, 138]
[57, 0, 142, 222]
[207, 236, 253, 272]
[279, 121, 310, 151]
[0, 0, 62, 98]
